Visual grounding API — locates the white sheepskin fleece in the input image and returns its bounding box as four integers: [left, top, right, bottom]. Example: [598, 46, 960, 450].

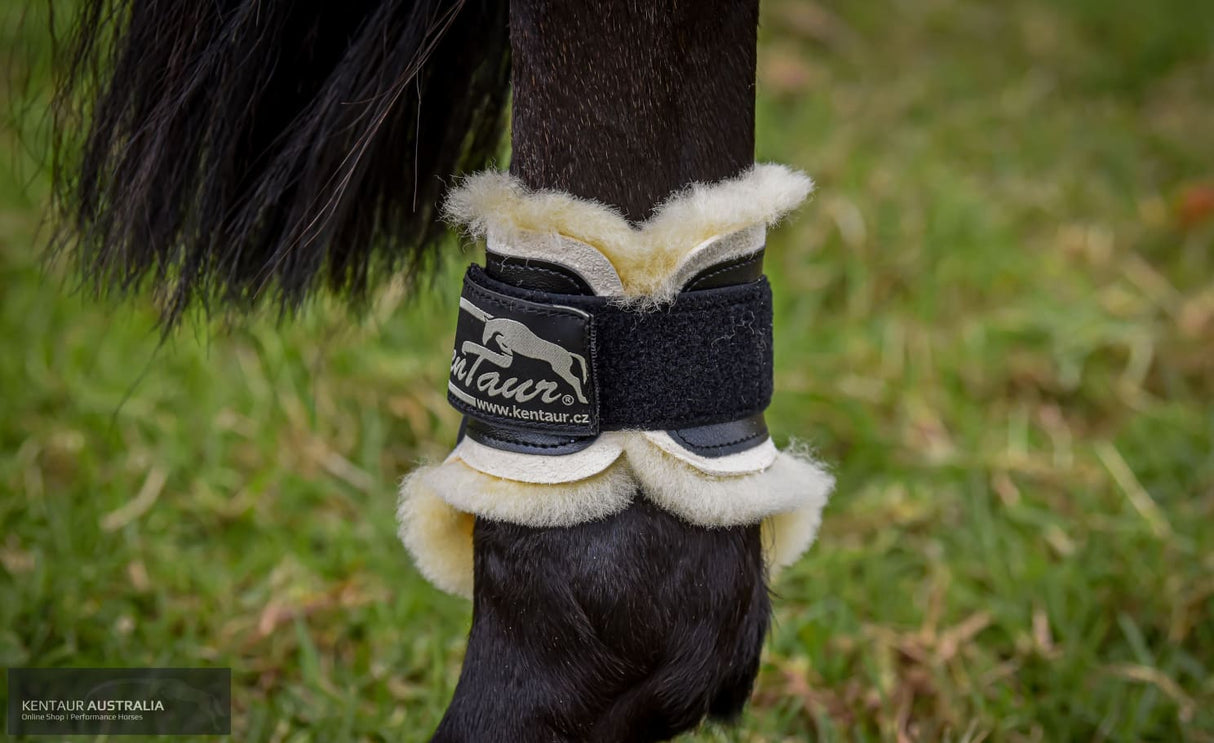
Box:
[444, 163, 813, 303]
[397, 469, 476, 598]
[429, 455, 635, 528]
[399, 164, 833, 597]
[763, 499, 828, 575]
[398, 438, 833, 597]
[622, 437, 833, 528]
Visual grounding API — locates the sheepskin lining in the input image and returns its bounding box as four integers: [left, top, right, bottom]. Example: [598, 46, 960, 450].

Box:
[399, 442, 834, 600]
[445, 163, 813, 304]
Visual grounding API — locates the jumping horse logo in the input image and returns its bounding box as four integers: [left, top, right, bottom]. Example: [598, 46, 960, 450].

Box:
[458, 298, 590, 404]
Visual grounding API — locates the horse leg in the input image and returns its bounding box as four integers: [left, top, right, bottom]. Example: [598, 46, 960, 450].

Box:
[432, 1, 770, 741]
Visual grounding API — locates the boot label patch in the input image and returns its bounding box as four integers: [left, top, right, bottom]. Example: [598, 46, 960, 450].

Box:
[448, 278, 597, 435]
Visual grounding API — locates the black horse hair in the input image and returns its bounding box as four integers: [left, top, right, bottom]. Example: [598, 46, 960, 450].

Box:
[50, 0, 510, 325]
[434, 1, 771, 740]
[435, 498, 770, 742]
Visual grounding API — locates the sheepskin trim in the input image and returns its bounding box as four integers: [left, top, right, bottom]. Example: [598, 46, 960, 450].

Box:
[759, 448, 833, 573]
[444, 163, 813, 301]
[398, 442, 832, 597]
[622, 437, 834, 528]
[432, 433, 831, 528]
[397, 467, 476, 599]
[762, 503, 825, 577]
[421, 456, 635, 529]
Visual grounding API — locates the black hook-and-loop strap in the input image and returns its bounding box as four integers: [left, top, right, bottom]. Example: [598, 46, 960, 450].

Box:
[447, 265, 773, 436]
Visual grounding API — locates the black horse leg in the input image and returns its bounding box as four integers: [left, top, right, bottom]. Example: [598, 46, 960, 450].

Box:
[432, 2, 768, 741]
[509, 0, 758, 216]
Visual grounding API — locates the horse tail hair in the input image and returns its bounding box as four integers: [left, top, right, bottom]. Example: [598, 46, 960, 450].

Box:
[48, 0, 511, 327]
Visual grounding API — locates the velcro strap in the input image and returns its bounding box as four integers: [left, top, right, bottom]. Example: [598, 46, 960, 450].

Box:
[447, 265, 772, 436]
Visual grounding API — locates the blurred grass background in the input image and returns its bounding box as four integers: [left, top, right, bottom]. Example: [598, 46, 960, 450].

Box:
[2, 0, 1212, 740]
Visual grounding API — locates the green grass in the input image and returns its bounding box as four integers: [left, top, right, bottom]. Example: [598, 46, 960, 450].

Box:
[2, 0, 1213, 740]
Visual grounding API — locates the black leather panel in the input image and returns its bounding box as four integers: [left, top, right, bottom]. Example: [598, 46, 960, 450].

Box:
[464, 418, 597, 455]
[667, 414, 769, 457]
[450, 275, 598, 436]
[684, 250, 765, 291]
[473, 251, 600, 454]
[486, 253, 595, 294]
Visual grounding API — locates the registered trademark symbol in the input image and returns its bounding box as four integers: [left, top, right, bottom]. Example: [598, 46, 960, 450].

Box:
[562, 394, 574, 405]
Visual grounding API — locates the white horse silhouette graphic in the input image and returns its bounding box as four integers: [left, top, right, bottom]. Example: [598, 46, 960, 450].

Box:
[459, 298, 589, 404]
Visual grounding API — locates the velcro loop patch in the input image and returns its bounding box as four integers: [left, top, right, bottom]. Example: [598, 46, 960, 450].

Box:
[447, 266, 773, 435]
